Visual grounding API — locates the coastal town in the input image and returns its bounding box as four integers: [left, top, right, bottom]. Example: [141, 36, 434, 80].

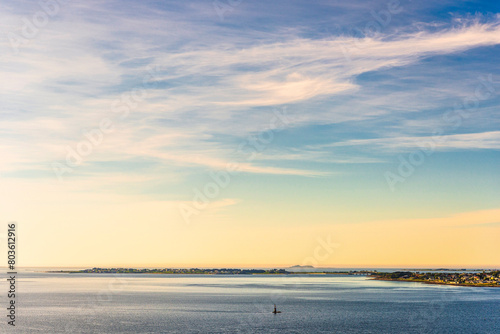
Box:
[373, 271, 500, 287]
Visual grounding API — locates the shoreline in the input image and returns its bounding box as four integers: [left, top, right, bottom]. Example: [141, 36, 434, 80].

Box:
[371, 277, 500, 288]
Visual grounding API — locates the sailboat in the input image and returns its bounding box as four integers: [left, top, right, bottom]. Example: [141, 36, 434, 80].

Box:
[272, 304, 281, 314]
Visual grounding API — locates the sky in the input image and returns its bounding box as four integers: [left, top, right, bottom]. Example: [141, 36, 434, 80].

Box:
[1, 0, 499, 268]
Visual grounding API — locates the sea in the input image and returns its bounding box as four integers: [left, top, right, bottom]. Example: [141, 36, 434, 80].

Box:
[4, 269, 500, 333]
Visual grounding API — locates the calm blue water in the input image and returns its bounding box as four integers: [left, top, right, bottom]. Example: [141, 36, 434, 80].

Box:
[5, 271, 500, 333]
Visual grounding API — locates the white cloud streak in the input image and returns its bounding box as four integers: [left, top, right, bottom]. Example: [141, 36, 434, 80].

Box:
[323, 131, 500, 151]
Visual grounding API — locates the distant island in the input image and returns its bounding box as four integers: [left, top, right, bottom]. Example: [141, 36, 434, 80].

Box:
[372, 271, 500, 287]
[287, 265, 315, 271]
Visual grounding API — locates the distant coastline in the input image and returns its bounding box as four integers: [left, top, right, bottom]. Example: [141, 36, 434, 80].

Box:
[46, 267, 375, 276]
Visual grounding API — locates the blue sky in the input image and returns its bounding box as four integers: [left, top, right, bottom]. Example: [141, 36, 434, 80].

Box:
[1, 0, 500, 267]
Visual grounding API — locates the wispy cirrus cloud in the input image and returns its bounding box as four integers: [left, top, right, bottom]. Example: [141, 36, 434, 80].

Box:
[145, 19, 500, 111]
